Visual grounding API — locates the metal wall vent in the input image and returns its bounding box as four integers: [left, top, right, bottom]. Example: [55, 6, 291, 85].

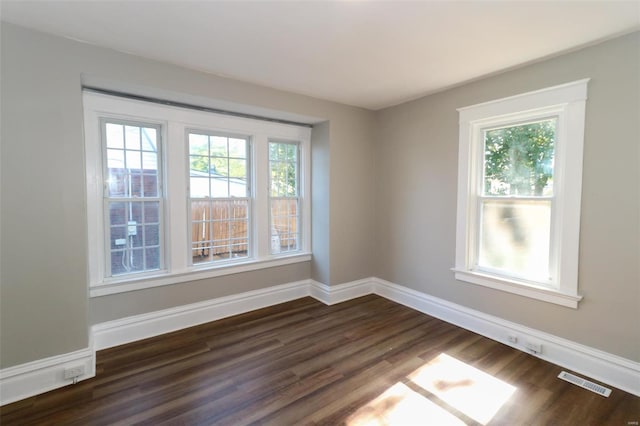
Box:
[558, 371, 612, 397]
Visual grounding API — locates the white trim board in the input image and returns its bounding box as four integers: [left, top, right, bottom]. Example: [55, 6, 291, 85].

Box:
[93, 278, 368, 352]
[369, 278, 640, 397]
[306, 277, 640, 397]
[0, 347, 95, 406]
[2, 276, 638, 406]
[0, 280, 310, 406]
[93, 279, 311, 351]
[309, 279, 373, 305]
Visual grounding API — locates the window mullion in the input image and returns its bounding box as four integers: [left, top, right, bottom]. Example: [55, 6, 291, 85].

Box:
[167, 122, 187, 272]
[254, 135, 269, 258]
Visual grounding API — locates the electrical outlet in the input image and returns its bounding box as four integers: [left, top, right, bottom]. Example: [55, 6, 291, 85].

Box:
[63, 365, 85, 380]
[507, 334, 518, 344]
[525, 341, 543, 354]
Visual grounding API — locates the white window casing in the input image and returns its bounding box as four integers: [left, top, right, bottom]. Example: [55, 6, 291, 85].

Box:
[84, 91, 311, 297]
[453, 79, 589, 308]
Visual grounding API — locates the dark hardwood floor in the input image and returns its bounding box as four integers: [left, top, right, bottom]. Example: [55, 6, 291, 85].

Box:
[1, 295, 638, 425]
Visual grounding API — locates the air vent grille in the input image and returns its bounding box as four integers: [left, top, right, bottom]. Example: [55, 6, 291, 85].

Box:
[558, 371, 611, 397]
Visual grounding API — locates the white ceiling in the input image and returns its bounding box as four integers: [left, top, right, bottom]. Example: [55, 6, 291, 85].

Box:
[2, 1, 639, 110]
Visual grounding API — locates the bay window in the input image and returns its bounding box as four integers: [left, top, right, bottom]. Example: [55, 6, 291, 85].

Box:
[84, 91, 311, 296]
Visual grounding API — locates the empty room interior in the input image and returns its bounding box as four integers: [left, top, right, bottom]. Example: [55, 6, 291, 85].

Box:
[1, 1, 639, 424]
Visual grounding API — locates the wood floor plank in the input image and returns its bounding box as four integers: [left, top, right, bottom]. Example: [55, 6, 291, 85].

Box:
[1, 295, 638, 425]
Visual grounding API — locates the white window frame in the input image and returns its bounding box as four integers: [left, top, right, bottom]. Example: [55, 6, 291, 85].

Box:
[101, 118, 165, 278]
[186, 130, 253, 265]
[453, 79, 589, 308]
[84, 91, 311, 297]
[268, 140, 302, 255]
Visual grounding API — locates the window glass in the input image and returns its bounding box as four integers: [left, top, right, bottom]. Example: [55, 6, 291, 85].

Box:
[478, 200, 551, 281]
[477, 119, 556, 282]
[483, 119, 556, 197]
[189, 132, 249, 264]
[104, 121, 162, 276]
[269, 142, 299, 253]
[85, 91, 311, 294]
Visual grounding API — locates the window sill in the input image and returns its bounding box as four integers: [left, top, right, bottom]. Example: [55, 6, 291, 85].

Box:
[452, 268, 582, 309]
[90, 253, 312, 297]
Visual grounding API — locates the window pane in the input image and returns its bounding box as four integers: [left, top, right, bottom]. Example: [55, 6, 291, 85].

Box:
[269, 142, 298, 197]
[287, 143, 297, 160]
[105, 123, 124, 149]
[110, 250, 126, 276]
[211, 178, 229, 198]
[210, 157, 228, 176]
[126, 149, 142, 170]
[107, 166, 126, 197]
[109, 202, 127, 225]
[125, 125, 141, 150]
[270, 199, 299, 253]
[142, 152, 157, 171]
[127, 248, 145, 273]
[190, 177, 211, 198]
[108, 200, 162, 276]
[144, 224, 160, 246]
[189, 133, 248, 201]
[191, 199, 249, 264]
[130, 201, 143, 224]
[109, 226, 127, 250]
[142, 173, 158, 197]
[107, 148, 125, 169]
[229, 159, 246, 178]
[105, 122, 160, 202]
[478, 200, 551, 282]
[210, 136, 228, 157]
[141, 127, 157, 152]
[268, 142, 300, 254]
[144, 201, 160, 223]
[229, 138, 246, 158]
[189, 133, 208, 155]
[483, 119, 555, 196]
[129, 172, 143, 197]
[145, 247, 161, 270]
[190, 155, 210, 174]
[229, 178, 248, 197]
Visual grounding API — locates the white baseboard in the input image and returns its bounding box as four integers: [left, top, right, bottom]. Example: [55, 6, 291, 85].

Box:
[371, 277, 640, 397]
[310, 278, 373, 305]
[3, 276, 638, 406]
[92, 279, 311, 351]
[0, 347, 95, 406]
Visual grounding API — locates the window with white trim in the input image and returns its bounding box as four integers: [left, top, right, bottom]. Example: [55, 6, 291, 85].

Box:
[269, 141, 301, 254]
[84, 91, 311, 296]
[454, 79, 589, 308]
[188, 131, 250, 264]
[103, 120, 164, 276]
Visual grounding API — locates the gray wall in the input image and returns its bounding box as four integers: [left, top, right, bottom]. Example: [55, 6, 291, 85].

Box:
[374, 32, 640, 361]
[1, 21, 637, 369]
[0, 23, 376, 367]
[311, 121, 331, 285]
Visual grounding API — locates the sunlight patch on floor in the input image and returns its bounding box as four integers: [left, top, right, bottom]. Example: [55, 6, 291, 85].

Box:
[347, 353, 517, 425]
[346, 382, 466, 426]
[409, 353, 517, 425]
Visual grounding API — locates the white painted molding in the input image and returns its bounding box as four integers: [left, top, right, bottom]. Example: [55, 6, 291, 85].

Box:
[0, 347, 95, 406]
[90, 254, 312, 297]
[309, 279, 373, 305]
[371, 277, 640, 397]
[92, 279, 310, 350]
[4, 276, 638, 406]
